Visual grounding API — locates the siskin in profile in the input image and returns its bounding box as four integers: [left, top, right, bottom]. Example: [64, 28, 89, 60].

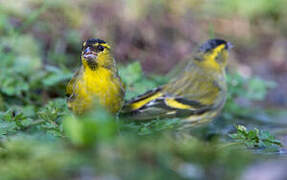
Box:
[66, 38, 125, 114]
[120, 39, 232, 127]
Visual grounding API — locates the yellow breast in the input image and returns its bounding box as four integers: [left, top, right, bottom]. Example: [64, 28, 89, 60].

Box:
[69, 66, 124, 114]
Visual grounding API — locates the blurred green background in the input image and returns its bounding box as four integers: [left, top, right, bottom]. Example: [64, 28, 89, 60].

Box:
[0, 0, 287, 179]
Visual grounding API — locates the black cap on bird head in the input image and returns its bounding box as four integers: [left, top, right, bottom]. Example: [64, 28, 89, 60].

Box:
[199, 39, 232, 53]
[82, 38, 106, 49]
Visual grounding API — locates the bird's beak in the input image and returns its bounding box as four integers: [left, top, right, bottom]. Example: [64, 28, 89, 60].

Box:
[83, 47, 97, 60]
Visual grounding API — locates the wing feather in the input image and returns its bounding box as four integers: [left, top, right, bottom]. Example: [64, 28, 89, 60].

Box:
[66, 69, 81, 97]
[120, 89, 213, 121]
[122, 87, 163, 112]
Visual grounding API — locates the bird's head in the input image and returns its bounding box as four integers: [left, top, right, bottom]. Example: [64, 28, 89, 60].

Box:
[195, 39, 232, 71]
[81, 38, 113, 70]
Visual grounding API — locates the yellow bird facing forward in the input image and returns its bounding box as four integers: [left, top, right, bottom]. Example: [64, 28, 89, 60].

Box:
[66, 38, 125, 114]
[120, 39, 232, 127]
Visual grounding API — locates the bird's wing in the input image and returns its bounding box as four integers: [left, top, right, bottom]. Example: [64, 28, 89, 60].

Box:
[120, 87, 213, 121]
[66, 69, 81, 97]
[121, 87, 163, 112]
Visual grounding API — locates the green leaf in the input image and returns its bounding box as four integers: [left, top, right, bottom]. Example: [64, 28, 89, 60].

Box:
[230, 125, 283, 151]
[63, 106, 118, 147]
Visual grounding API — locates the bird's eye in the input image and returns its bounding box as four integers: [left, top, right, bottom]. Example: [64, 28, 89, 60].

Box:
[97, 45, 105, 52]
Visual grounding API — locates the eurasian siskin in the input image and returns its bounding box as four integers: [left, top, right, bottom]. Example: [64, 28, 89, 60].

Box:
[66, 38, 125, 114]
[120, 39, 232, 127]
